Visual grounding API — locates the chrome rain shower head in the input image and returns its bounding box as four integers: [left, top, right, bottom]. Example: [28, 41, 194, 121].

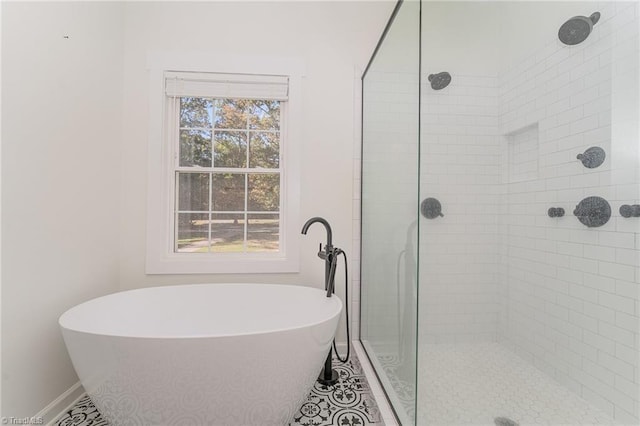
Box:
[558, 12, 600, 45]
[428, 72, 451, 90]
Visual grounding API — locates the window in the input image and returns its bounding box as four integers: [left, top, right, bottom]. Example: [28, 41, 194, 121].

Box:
[174, 96, 282, 254]
[146, 56, 303, 274]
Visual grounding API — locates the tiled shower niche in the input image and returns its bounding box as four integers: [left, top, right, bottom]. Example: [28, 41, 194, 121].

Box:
[507, 124, 539, 184]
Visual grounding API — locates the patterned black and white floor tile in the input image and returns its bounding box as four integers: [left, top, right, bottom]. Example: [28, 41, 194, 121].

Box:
[377, 355, 415, 421]
[54, 354, 383, 426]
[291, 355, 382, 426]
[55, 394, 109, 426]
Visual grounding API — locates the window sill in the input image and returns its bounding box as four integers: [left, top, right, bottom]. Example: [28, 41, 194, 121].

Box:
[146, 252, 300, 275]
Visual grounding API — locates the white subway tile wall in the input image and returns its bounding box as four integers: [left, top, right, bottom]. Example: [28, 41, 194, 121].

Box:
[420, 74, 502, 344]
[498, 2, 639, 422]
[360, 69, 420, 350]
[357, 1, 639, 424]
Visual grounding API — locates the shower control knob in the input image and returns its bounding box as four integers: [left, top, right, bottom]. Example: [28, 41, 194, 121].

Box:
[576, 146, 606, 168]
[548, 207, 565, 218]
[421, 198, 444, 219]
[428, 72, 451, 90]
[574, 196, 611, 227]
[619, 204, 640, 218]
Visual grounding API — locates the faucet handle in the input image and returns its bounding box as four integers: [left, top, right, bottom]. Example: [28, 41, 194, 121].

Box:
[317, 243, 327, 260]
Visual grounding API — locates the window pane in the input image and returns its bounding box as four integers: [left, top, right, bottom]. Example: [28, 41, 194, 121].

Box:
[248, 174, 280, 212]
[177, 173, 209, 211]
[210, 213, 245, 252]
[215, 99, 248, 129]
[212, 173, 245, 211]
[249, 132, 280, 168]
[247, 214, 279, 252]
[176, 213, 209, 252]
[248, 100, 280, 130]
[180, 130, 212, 167]
[214, 131, 247, 168]
[180, 97, 213, 128]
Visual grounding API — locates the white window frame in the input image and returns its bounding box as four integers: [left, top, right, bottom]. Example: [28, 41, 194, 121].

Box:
[146, 52, 304, 274]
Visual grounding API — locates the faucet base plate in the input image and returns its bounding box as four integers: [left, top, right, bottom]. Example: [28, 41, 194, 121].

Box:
[317, 368, 339, 386]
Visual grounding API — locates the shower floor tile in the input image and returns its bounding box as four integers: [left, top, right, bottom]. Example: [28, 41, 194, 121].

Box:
[380, 342, 619, 425]
[53, 352, 384, 426]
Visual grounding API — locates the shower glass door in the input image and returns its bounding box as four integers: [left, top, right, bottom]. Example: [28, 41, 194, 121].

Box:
[360, 0, 420, 424]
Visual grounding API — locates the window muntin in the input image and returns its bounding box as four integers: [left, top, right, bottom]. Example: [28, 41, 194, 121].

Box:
[174, 97, 282, 254]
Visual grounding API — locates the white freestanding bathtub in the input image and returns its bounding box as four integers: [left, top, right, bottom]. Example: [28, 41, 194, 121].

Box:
[59, 283, 342, 426]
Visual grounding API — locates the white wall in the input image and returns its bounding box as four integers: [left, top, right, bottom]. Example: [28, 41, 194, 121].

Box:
[364, 1, 639, 347]
[420, 2, 504, 343]
[413, 0, 639, 422]
[361, 0, 639, 422]
[422, 1, 502, 75]
[1, 0, 394, 418]
[499, 2, 640, 422]
[1, 1, 124, 417]
[420, 74, 503, 343]
[118, 1, 394, 345]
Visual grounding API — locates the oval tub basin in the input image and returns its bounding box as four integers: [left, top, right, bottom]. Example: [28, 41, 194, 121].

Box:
[59, 283, 342, 425]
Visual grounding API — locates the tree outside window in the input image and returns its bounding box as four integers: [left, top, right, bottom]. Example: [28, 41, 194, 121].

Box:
[175, 97, 281, 253]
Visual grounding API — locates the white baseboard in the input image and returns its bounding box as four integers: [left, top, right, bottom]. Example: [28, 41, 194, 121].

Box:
[37, 381, 84, 426]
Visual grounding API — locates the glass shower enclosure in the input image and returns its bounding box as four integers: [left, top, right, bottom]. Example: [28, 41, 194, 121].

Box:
[360, 1, 420, 424]
[360, 1, 639, 425]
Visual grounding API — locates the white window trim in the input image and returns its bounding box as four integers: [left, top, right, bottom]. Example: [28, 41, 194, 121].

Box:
[146, 52, 305, 274]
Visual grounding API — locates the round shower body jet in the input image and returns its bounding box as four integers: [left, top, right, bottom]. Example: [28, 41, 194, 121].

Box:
[428, 72, 451, 90]
[558, 12, 600, 45]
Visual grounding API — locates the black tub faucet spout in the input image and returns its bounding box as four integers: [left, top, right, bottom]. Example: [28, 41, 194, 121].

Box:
[301, 216, 332, 246]
[301, 217, 335, 298]
[301, 216, 346, 386]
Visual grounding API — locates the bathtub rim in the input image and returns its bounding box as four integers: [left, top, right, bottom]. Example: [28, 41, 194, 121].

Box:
[59, 283, 343, 340]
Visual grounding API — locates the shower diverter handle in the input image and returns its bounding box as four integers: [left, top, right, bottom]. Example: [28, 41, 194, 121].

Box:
[421, 198, 444, 219]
